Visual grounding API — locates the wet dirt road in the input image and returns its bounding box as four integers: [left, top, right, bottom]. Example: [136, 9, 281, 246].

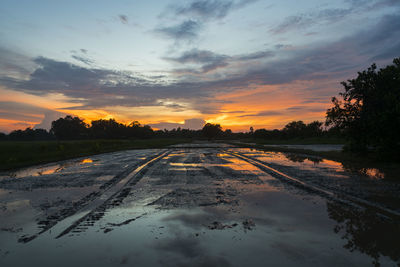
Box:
[0, 143, 399, 267]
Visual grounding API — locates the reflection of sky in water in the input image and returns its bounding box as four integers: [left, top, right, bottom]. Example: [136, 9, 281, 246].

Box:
[360, 168, 385, 179]
[8, 158, 94, 178]
[80, 158, 93, 164]
[2, 191, 396, 267]
[10, 164, 62, 178]
[0, 147, 398, 266]
[235, 148, 387, 180]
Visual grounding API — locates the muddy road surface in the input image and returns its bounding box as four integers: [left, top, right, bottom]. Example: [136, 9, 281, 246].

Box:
[0, 143, 399, 267]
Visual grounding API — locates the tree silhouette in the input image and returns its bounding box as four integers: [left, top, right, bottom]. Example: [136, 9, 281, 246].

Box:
[202, 123, 222, 140]
[90, 119, 125, 139]
[51, 115, 88, 140]
[327, 201, 400, 266]
[8, 128, 54, 141]
[283, 120, 307, 138]
[326, 57, 400, 156]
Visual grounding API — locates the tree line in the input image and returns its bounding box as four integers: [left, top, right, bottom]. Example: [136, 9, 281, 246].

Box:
[0, 117, 334, 141]
[1, 57, 398, 158]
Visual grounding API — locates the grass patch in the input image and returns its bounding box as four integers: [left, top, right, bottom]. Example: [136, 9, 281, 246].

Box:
[0, 138, 190, 171]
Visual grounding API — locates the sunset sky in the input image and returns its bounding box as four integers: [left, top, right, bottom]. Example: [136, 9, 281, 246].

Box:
[0, 0, 399, 132]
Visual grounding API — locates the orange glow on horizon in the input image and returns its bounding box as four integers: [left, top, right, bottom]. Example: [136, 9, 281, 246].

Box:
[0, 80, 334, 133]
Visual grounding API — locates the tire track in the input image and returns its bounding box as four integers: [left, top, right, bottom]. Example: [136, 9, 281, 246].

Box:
[19, 150, 170, 243]
[225, 150, 400, 218]
[54, 150, 171, 239]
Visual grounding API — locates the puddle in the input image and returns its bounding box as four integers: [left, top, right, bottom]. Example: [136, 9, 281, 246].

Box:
[169, 163, 202, 167]
[359, 168, 385, 179]
[80, 159, 93, 164]
[10, 165, 62, 178]
[0, 147, 399, 267]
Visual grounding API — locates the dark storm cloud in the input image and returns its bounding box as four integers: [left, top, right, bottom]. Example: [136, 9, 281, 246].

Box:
[155, 20, 202, 41]
[118, 14, 128, 24]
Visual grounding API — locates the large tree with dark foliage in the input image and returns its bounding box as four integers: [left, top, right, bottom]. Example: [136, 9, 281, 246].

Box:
[127, 121, 154, 139]
[283, 121, 307, 138]
[202, 123, 222, 139]
[90, 119, 126, 139]
[51, 115, 88, 140]
[326, 58, 400, 156]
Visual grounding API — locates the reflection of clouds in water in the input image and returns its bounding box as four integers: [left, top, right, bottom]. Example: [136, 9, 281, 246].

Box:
[4, 199, 30, 211]
[162, 207, 232, 229]
[153, 233, 203, 258]
[153, 230, 231, 267]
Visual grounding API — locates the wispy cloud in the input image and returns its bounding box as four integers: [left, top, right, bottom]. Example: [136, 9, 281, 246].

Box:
[118, 14, 128, 24]
[154, 20, 202, 41]
[270, 8, 352, 34]
[164, 49, 229, 73]
[271, 0, 400, 35]
[236, 50, 274, 61]
[71, 55, 94, 66]
[164, 48, 274, 74]
[165, 0, 258, 21]
[155, 0, 258, 44]
[239, 110, 283, 117]
[174, 0, 234, 20]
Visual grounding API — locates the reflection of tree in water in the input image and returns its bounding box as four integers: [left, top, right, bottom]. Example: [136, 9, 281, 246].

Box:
[284, 153, 323, 164]
[341, 161, 399, 181]
[284, 152, 396, 181]
[327, 201, 400, 266]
